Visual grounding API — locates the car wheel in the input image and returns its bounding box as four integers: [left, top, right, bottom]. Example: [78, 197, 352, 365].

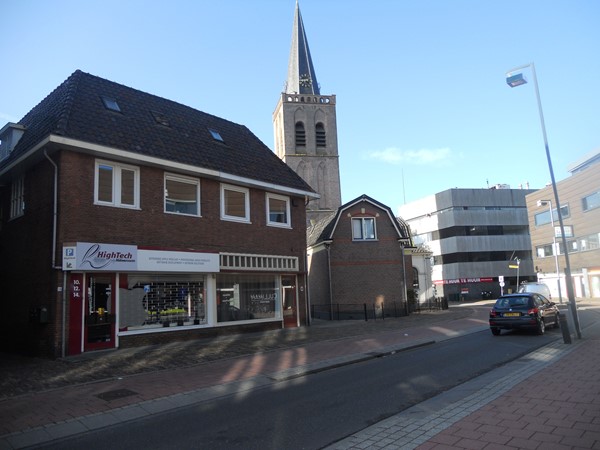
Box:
[537, 318, 545, 335]
[555, 313, 561, 328]
[491, 327, 501, 336]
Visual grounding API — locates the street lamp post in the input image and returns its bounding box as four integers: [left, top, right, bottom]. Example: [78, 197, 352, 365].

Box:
[509, 257, 520, 291]
[537, 199, 563, 304]
[399, 240, 409, 316]
[506, 62, 582, 338]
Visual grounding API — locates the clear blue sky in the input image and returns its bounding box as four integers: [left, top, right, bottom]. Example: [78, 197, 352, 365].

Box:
[2, 0, 598, 213]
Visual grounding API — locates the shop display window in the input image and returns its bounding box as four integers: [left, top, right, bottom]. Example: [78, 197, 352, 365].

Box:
[119, 274, 205, 330]
[216, 274, 280, 323]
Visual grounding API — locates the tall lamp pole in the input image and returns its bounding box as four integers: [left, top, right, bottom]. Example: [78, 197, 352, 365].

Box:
[506, 62, 581, 338]
[537, 199, 563, 304]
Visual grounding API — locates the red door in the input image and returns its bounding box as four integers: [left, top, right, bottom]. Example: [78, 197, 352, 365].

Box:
[84, 274, 116, 351]
[282, 275, 298, 327]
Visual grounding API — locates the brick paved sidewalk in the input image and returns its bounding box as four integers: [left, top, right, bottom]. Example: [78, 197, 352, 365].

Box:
[0, 305, 489, 449]
[3, 302, 597, 450]
[419, 338, 600, 450]
[0, 306, 480, 398]
[327, 302, 600, 450]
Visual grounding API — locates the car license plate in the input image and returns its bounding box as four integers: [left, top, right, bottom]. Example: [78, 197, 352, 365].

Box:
[504, 312, 520, 317]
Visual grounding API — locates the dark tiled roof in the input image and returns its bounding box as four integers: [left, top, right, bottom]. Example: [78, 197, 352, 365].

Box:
[2, 70, 315, 194]
[307, 211, 337, 246]
[307, 194, 413, 247]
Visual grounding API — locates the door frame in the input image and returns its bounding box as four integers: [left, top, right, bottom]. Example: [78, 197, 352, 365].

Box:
[84, 273, 117, 351]
[282, 275, 298, 328]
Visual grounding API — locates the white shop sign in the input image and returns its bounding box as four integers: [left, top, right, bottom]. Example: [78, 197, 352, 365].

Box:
[63, 243, 219, 273]
[137, 250, 219, 272]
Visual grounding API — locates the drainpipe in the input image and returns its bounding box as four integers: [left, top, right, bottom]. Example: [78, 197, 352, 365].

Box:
[61, 272, 67, 357]
[304, 251, 311, 326]
[400, 240, 408, 315]
[44, 150, 59, 269]
[324, 240, 333, 319]
[44, 150, 65, 357]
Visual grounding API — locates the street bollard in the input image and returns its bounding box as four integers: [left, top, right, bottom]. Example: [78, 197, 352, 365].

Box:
[559, 313, 571, 344]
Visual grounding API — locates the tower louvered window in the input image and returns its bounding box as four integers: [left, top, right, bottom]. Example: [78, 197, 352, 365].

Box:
[316, 123, 326, 148]
[295, 122, 306, 147]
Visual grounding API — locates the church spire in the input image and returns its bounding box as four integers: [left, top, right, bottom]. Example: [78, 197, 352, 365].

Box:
[285, 1, 320, 95]
[274, 2, 342, 224]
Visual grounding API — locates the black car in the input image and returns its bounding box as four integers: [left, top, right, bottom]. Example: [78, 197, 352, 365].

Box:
[489, 293, 560, 336]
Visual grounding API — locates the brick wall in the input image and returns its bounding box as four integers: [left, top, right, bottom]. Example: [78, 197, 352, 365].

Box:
[307, 245, 331, 305]
[1, 148, 309, 356]
[329, 201, 410, 307]
[57, 151, 307, 261]
[0, 156, 59, 355]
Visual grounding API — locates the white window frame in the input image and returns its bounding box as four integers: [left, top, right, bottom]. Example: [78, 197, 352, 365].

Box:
[10, 175, 25, 219]
[352, 217, 377, 241]
[164, 173, 201, 217]
[94, 159, 140, 209]
[220, 183, 250, 223]
[266, 193, 291, 228]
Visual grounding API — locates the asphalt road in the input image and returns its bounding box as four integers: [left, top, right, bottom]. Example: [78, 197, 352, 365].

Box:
[33, 317, 567, 450]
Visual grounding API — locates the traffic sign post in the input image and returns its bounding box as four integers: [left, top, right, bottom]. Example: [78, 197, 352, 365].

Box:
[509, 258, 520, 289]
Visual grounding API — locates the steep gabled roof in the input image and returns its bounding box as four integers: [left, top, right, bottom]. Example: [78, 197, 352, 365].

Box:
[0, 70, 316, 196]
[284, 1, 320, 95]
[307, 194, 413, 247]
[307, 211, 337, 246]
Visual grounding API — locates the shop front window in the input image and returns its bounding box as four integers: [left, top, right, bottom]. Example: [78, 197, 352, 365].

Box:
[118, 274, 205, 330]
[216, 274, 280, 323]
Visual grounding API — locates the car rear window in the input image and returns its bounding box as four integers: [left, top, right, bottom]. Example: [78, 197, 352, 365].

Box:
[495, 296, 531, 308]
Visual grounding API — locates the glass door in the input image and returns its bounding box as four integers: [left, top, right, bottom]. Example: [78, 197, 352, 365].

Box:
[282, 275, 298, 327]
[84, 274, 116, 351]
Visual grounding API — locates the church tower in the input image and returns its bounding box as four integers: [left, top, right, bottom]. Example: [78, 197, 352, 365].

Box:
[273, 1, 342, 225]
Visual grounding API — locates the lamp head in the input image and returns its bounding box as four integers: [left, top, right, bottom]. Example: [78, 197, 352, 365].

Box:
[537, 199, 551, 207]
[506, 73, 527, 88]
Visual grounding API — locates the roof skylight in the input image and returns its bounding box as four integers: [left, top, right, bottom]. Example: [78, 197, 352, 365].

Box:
[101, 96, 121, 112]
[208, 128, 224, 142]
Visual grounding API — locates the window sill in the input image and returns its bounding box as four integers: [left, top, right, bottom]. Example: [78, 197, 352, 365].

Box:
[164, 210, 201, 218]
[267, 223, 292, 229]
[220, 216, 251, 224]
[94, 202, 141, 210]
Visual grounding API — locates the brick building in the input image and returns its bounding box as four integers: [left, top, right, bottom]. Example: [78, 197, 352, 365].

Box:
[307, 195, 413, 318]
[0, 70, 317, 357]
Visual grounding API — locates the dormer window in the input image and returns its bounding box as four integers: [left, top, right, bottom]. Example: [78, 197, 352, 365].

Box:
[352, 217, 377, 241]
[209, 128, 224, 142]
[0, 122, 26, 161]
[101, 96, 121, 112]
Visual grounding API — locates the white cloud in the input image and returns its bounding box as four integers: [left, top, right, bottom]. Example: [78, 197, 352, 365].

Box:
[367, 147, 452, 165]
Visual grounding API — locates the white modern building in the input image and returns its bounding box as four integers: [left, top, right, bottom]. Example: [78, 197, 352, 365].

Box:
[399, 187, 537, 302]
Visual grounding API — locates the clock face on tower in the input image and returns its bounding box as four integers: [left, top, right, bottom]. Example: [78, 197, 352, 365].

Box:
[299, 74, 312, 88]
